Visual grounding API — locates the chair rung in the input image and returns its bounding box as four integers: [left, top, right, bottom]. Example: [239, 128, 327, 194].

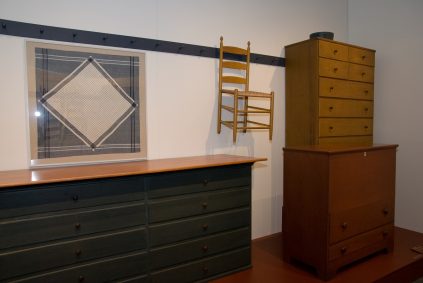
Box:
[247, 120, 270, 127]
[248, 106, 270, 111]
[221, 105, 234, 112]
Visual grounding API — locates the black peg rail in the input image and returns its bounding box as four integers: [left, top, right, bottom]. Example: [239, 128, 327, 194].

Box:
[0, 19, 285, 67]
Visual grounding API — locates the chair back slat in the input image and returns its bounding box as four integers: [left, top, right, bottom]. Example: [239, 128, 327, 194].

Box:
[222, 46, 248, 55]
[222, 61, 247, 70]
[222, 76, 247, 85]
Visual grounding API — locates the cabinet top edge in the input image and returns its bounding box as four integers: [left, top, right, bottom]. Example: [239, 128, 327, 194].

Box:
[283, 144, 398, 154]
[284, 38, 376, 52]
[0, 154, 266, 189]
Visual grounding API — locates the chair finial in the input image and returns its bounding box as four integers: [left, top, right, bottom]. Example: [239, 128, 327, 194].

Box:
[220, 36, 223, 43]
[247, 41, 250, 47]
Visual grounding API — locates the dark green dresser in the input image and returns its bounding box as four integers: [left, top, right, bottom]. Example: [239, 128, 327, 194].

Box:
[0, 155, 263, 283]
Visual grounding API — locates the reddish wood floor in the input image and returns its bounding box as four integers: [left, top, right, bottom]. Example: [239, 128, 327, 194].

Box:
[212, 227, 423, 283]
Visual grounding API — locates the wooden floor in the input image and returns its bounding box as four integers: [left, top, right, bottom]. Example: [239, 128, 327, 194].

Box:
[212, 227, 423, 283]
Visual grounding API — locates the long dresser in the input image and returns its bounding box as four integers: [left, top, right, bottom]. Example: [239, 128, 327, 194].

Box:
[282, 144, 397, 280]
[0, 155, 264, 283]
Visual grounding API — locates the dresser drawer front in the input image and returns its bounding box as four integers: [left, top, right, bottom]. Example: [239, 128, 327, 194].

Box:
[319, 98, 373, 118]
[150, 208, 250, 247]
[9, 251, 148, 283]
[319, 78, 374, 100]
[329, 224, 393, 261]
[150, 227, 249, 270]
[0, 176, 144, 219]
[319, 135, 373, 145]
[0, 227, 146, 281]
[348, 64, 374, 82]
[319, 58, 349, 79]
[330, 200, 394, 244]
[0, 202, 145, 250]
[149, 187, 250, 223]
[148, 165, 250, 199]
[349, 47, 375, 66]
[319, 40, 348, 61]
[319, 118, 373, 137]
[151, 247, 250, 283]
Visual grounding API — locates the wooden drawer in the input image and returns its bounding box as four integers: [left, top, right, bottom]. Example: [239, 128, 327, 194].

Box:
[9, 251, 148, 283]
[349, 47, 375, 66]
[319, 98, 373, 118]
[149, 207, 250, 247]
[0, 227, 146, 281]
[319, 40, 348, 61]
[0, 176, 144, 219]
[329, 224, 393, 261]
[349, 63, 374, 82]
[149, 187, 250, 223]
[330, 200, 394, 244]
[319, 78, 374, 100]
[148, 165, 250, 199]
[150, 227, 249, 270]
[319, 135, 373, 145]
[319, 58, 349, 79]
[319, 118, 373, 137]
[150, 247, 250, 283]
[0, 202, 145, 250]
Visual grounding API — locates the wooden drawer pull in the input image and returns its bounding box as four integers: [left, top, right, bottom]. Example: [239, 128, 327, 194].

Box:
[364, 107, 369, 112]
[202, 202, 208, 209]
[72, 195, 79, 202]
[75, 223, 81, 230]
[75, 249, 82, 256]
[362, 55, 366, 60]
[361, 72, 366, 77]
[383, 208, 389, 215]
[202, 223, 209, 231]
[341, 247, 347, 254]
[364, 90, 369, 94]
[333, 67, 338, 73]
[202, 244, 209, 252]
[341, 222, 348, 230]
[329, 86, 334, 92]
[364, 125, 369, 129]
[79, 276, 85, 282]
[203, 179, 209, 186]
[203, 266, 209, 274]
[329, 126, 334, 130]
[329, 106, 334, 111]
[333, 49, 338, 54]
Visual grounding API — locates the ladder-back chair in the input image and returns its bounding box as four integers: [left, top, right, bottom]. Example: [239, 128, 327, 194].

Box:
[217, 36, 274, 143]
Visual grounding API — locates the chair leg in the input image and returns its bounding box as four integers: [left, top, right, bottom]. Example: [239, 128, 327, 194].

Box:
[269, 91, 274, 140]
[233, 90, 239, 143]
[243, 96, 248, 133]
[217, 91, 222, 134]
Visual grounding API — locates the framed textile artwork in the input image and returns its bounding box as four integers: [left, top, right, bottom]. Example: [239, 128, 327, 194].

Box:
[26, 42, 147, 167]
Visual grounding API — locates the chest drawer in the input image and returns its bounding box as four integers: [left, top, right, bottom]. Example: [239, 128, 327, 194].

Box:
[319, 40, 348, 61]
[330, 200, 394, 244]
[151, 247, 250, 283]
[147, 165, 250, 199]
[149, 207, 249, 247]
[0, 176, 144, 219]
[319, 118, 373, 137]
[319, 98, 373, 118]
[319, 78, 374, 100]
[319, 58, 349, 79]
[318, 135, 373, 146]
[149, 187, 249, 223]
[329, 224, 393, 262]
[349, 47, 375, 66]
[0, 202, 145, 250]
[9, 251, 148, 283]
[150, 227, 249, 270]
[0, 227, 146, 281]
[349, 63, 374, 82]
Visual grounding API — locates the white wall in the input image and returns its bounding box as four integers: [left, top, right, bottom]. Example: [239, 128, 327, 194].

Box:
[0, 0, 348, 239]
[348, 0, 423, 233]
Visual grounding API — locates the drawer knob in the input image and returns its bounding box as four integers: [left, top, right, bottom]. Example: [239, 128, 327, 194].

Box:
[329, 86, 334, 92]
[364, 90, 369, 94]
[203, 179, 209, 186]
[329, 126, 334, 130]
[364, 107, 369, 112]
[333, 67, 338, 73]
[75, 249, 82, 256]
[383, 231, 389, 238]
[75, 223, 81, 230]
[362, 55, 366, 60]
[341, 222, 348, 230]
[333, 49, 338, 54]
[202, 202, 208, 209]
[361, 72, 366, 77]
[202, 245, 209, 252]
[72, 195, 79, 202]
[383, 208, 389, 215]
[78, 276, 85, 282]
[203, 266, 209, 274]
[341, 247, 347, 254]
[329, 106, 334, 111]
[202, 223, 209, 231]
[364, 125, 369, 129]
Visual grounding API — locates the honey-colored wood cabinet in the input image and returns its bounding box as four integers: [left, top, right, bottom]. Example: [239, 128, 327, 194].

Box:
[285, 38, 375, 146]
[282, 144, 397, 280]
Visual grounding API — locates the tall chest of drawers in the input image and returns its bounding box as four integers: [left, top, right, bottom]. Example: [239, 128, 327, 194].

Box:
[282, 144, 397, 280]
[285, 38, 375, 146]
[0, 155, 263, 283]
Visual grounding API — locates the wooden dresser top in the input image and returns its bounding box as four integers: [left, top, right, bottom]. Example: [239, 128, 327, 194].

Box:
[0, 155, 266, 189]
[283, 144, 398, 154]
